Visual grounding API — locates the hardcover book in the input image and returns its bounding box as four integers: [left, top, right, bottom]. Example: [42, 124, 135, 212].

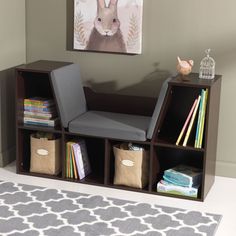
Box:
[183, 95, 201, 147]
[24, 105, 56, 113]
[24, 117, 59, 127]
[198, 89, 208, 148]
[72, 140, 91, 180]
[176, 98, 198, 145]
[24, 111, 56, 119]
[157, 180, 199, 198]
[163, 164, 202, 188]
[194, 89, 205, 148]
[24, 97, 54, 106]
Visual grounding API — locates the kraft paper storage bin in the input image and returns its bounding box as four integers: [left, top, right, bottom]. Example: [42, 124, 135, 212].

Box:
[113, 143, 150, 189]
[30, 134, 61, 175]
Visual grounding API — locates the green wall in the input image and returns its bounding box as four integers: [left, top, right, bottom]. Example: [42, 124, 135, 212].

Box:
[5, 0, 234, 176]
[0, 0, 26, 166]
[0, 0, 26, 71]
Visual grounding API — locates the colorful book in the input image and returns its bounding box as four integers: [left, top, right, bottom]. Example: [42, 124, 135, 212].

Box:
[70, 146, 74, 179]
[198, 89, 208, 148]
[79, 140, 91, 179]
[24, 117, 59, 127]
[24, 110, 56, 119]
[65, 140, 91, 180]
[66, 142, 72, 178]
[72, 140, 91, 180]
[194, 89, 205, 148]
[176, 98, 198, 145]
[66, 142, 70, 178]
[69, 142, 78, 179]
[163, 164, 202, 188]
[72, 143, 84, 179]
[24, 105, 56, 113]
[67, 141, 78, 179]
[24, 104, 54, 109]
[24, 114, 55, 120]
[157, 180, 199, 198]
[24, 122, 57, 127]
[183, 95, 201, 147]
[24, 97, 54, 106]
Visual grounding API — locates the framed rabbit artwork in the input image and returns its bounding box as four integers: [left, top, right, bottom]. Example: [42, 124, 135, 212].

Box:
[73, 0, 143, 54]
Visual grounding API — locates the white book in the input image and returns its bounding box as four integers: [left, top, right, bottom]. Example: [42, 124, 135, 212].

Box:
[79, 139, 91, 175]
[23, 117, 59, 126]
[72, 143, 84, 179]
[157, 180, 199, 198]
[72, 140, 91, 180]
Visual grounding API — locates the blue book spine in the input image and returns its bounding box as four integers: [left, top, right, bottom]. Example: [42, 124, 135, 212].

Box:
[24, 121, 54, 127]
[24, 106, 55, 113]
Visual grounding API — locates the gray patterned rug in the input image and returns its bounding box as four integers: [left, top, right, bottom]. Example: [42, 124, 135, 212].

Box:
[0, 181, 221, 236]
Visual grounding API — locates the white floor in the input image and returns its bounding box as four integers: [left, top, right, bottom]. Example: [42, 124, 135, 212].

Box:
[0, 162, 235, 236]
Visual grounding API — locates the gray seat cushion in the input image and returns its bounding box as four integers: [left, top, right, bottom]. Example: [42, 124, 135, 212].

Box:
[51, 64, 87, 128]
[69, 111, 151, 141]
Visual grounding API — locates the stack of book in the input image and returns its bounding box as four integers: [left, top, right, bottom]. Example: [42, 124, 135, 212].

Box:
[66, 139, 91, 180]
[157, 165, 202, 198]
[176, 89, 208, 148]
[23, 97, 59, 127]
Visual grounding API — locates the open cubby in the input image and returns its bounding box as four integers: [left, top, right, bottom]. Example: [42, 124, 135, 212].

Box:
[16, 61, 221, 201]
[157, 86, 203, 146]
[64, 134, 105, 185]
[21, 72, 53, 98]
[157, 146, 204, 172]
[16, 70, 61, 130]
[154, 147, 203, 186]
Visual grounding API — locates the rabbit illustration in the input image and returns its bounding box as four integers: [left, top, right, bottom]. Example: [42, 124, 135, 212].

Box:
[86, 0, 127, 53]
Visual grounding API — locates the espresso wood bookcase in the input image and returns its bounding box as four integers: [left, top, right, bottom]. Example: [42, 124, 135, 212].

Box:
[15, 60, 221, 201]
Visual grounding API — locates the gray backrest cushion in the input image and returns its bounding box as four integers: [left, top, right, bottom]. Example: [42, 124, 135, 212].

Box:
[51, 64, 87, 128]
[146, 77, 172, 139]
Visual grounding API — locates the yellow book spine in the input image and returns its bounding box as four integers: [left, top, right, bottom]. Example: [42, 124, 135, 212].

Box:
[176, 99, 198, 146]
[67, 141, 75, 178]
[198, 89, 208, 148]
[183, 95, 201, 147]
[70, 144, 74, 179]
[71, 143, 78, 179]
[66, 142, 69, 178]
[67, 142, 71, 178]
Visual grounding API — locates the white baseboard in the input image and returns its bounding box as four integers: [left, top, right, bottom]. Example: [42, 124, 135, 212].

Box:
[0, 146, 16, 167]
[216, 160, 236, 178]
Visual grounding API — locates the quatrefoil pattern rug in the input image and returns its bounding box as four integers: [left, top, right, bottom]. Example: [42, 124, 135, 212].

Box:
[0, 181, 221, 236]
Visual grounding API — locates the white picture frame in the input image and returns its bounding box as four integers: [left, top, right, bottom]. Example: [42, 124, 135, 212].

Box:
[73, 0, 143, 54]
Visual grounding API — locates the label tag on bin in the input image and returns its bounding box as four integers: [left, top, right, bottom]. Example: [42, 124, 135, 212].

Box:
[122, 160, 134, 167]
[36, 149, 49, 156]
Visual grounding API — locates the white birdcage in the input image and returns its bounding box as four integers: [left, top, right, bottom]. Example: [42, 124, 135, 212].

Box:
[199, 49, 215, 79]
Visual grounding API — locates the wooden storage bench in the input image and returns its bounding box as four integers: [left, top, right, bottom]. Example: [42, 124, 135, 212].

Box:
[15, 60, 221, 201]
